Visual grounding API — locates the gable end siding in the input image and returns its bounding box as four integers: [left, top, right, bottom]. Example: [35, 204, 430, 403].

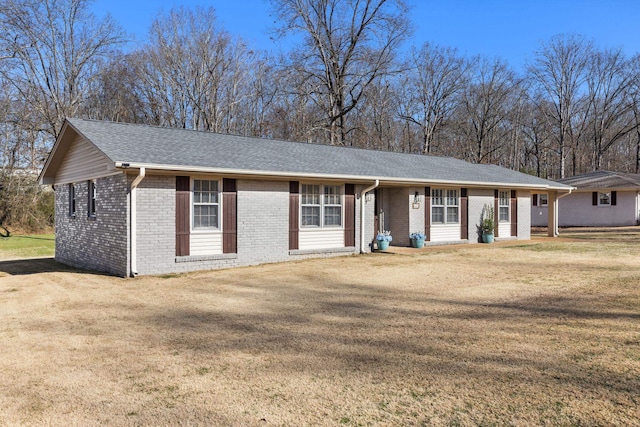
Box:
[55, 134, 113, 184]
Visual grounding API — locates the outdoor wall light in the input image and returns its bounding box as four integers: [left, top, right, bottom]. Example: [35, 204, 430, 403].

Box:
[414, 191, 420, 203]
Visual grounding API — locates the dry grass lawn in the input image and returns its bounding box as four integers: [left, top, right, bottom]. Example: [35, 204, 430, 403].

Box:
[1, 230, 639, 426]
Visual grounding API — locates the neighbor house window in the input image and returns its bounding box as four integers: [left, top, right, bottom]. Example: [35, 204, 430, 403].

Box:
[498, 191, 510, 222]
[539, 193, 548, 206]
[193, 179, 219, 229]
[88, 180, 96, 217]
[68, 183, 76, 217]
[301, 184, 343, 228]
[431, 188, 459, 224]
[598, 192, 611, 206]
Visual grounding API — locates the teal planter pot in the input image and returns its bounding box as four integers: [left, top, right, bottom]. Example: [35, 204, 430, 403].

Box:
[410, 238, 425, 248]
[482, 233, 494, 243]
[378, 240, 390, 250]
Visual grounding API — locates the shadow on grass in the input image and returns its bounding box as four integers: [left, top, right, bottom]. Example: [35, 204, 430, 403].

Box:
[0, 258, 79, 275]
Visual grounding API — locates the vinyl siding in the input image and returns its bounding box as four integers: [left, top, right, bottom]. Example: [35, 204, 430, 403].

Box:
[299, 229, 345, 250]
[190, 232, 223, 255]
[430, 224, 462, 241]
[498, 222, 512, 237]
[55, 134, 113, 184]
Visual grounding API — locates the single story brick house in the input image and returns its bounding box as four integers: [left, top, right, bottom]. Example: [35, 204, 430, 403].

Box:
[531, 170, 640, 227]
[39, 118, 572, 277]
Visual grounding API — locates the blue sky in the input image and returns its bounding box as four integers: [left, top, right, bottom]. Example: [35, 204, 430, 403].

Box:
[90, 0, 640, 72]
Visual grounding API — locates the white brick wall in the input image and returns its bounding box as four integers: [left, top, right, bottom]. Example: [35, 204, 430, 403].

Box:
[55, 174, 129, 276]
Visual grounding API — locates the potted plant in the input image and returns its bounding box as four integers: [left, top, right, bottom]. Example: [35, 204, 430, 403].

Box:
[376, 230, 393, 250]
[481, 204, 495, 243]
[409, 232, 426, 248]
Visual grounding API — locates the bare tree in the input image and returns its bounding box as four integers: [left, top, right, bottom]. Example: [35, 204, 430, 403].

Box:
[585, 48, 639, 170]
[0, 0, 126, 139]
[457, 57, 519, 164]
[529, 34, 593, 178]
[273, 0, 411, 146]
[399, 43, 467, 154]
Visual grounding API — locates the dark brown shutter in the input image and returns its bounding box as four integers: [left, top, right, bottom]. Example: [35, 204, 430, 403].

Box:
[344, 184, 355, 247]
[175, 176, 190, 256]
[611, 191, 617, 206]
[425, 186, 431, 241]
[222, 178, 237, 254]
[592, 192, 598, 206]
[510, 190, 517, 237]
[494, 189, 499, 238]
[289, 181, 299, 250]
[460, 188, 468, 239]
[533, 194, 538, 206]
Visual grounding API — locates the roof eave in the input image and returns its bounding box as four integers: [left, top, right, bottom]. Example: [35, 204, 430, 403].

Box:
[114, 162, 574, 191]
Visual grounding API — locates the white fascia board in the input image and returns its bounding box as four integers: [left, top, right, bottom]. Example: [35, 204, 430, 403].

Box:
[113, 161, 574, 191]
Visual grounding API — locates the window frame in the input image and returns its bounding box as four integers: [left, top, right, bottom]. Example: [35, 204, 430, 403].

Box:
[498, 190, 510, 222]
[69, 183, 76, 217]
[431, 188, 459, 225]
[598, 191, 611, 206]
[191, 178, 222, 231]
[539, 193, 548, 207]
[87, 180, 96, 218]
[300, 183, 344, 229]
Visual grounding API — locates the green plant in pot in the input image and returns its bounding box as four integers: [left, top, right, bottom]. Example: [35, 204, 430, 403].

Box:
[481, 204, 495, 243]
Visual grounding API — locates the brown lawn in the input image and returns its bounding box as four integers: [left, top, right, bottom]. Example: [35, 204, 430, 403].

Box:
[1, 231, 639, 426]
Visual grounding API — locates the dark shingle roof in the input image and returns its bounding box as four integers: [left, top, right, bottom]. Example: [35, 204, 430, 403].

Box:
[66, 118, 571, 189]
[557, 170, 640, 189]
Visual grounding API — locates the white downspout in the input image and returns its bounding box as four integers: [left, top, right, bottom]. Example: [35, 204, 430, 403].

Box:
[360, 180, 380, 254]
[130, 167, 146, 276]
[554, 189, 573, 237]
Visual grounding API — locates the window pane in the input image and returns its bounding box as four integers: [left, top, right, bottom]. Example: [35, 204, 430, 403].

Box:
[540, 194, 548, 206]
[431, 189, 443, 206]
[302, 206, 320, 227]
[447, 206, 459, 223]
[302, 184, 320, 205]
[599, 192, 610, 205]
[432, 206, 444, 223]
[324, 206, 342, 226]
[446, 189, 458, 206]
[499, 206, 509, 222]
[324, 185, 341, 205]
[499, 191, 509, 205]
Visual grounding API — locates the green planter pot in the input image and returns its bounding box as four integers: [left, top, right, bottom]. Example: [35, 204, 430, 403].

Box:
[410, 238, 425, 248]
[482, 233, 494, 243]
[377, 240, 390, 250]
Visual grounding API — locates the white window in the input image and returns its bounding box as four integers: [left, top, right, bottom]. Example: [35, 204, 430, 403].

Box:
[301, 184, 343, 228]
[69, 183, 76, 217]
[431, 188, 459, 224]
[193, 179, 219, 229]
[88, 180, 96, 217]
[539, 193, 548, 206]
[598, 192, 611, 206]
[499, 191, 510, 222]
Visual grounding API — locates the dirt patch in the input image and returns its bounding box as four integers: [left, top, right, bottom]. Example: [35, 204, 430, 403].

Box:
[1, 235, 639, 426]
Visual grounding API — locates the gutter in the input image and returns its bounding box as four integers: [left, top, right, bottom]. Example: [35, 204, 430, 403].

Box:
[129, 167, 146, 276]
[552, 189, 573, 237]
[360, 180, 379, 254]
[113, 162, 570, 192]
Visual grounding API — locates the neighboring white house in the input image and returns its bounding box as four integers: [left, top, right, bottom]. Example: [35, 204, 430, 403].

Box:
[39, 118, 572, 277]
[532, 170, 640, 227]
